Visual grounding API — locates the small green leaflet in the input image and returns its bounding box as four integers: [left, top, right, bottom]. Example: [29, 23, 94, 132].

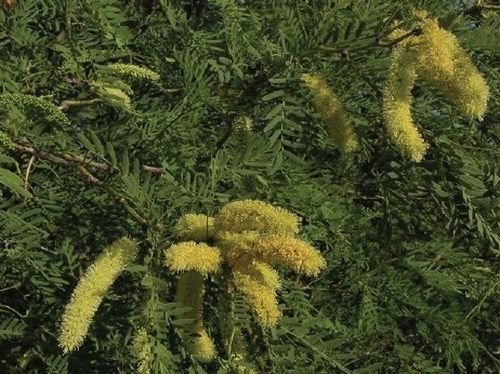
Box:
[0, 167, 32, 198]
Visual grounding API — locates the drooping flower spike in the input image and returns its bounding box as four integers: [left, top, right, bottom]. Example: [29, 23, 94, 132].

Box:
[232, 266, 281, 328]
[413, 12, 489, 119]
[58, 237, 138, 353]
[301, 73, 360, 153]
[382, 46, 428, 162]
[218, 231, 326, 276]
[175, 271, 216, 362]
[212, 200, 327, 327]
[382, 11, 489, 162]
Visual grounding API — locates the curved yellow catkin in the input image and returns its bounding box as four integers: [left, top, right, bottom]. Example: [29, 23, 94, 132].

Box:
[233, 268, 281, 328]
[164, 241, 222, 275]
[382, 47, 428, 162]
[214, 199, 300, 236]
[301, 73, 360, 153]
[174, 213, 215, 241]
[219, 232, 325, 276]
[447, 57, 489, 119]
[414, 13, 489, 119]
[255, 234, 327, 276]
[58, 237, 138, 353]
[413, 13, 461, 77]
[132, 328, 152, 374]
[175, 271, 216, 362]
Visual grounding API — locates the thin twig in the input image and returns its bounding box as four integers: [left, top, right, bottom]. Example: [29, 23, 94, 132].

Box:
[75, 164, 150, 227]
[0, 283, 21, 293]
[58, 98, 102, 111]
[24, 155, 35, 194]
[378, 28, 421, 47]
[13, 142, 158, 227]
[319, 28, 420, 54]
[13, 142, 163, 174]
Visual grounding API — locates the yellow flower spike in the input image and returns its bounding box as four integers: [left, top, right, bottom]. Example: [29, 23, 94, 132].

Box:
[189, 330, 217, 362]
[413, 14, 489, 119]
[175, 271, 216, 362]
[58, 237, 138, 353]
[164, 241, 222, 275]
[414, 15, 461, 78]
[233, 268, 281, 328]
[449, 59, 489, 119]
[174, 213, 215, 241]
[246, 262, 281, 290]
[301, 73, 360, 153]
[132, 328, 153, 374]
[214, 200, 300, 236]
[382, 47, 428, 162]
[255, 234, 327, 277]
[216, 231, 261, 268]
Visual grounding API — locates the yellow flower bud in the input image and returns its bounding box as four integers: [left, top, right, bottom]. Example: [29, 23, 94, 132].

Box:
[164, 241, 222, 275]
[233, 267, 281, 328]
[58, 237, 138, 353]
[106, 63, 160, 82]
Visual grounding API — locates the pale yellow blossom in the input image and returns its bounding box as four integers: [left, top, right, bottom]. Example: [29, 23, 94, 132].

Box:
[233, 268, 281, 328]
[164, 241, 222, 275]
[214, 199, 300, 236]
[58, 237, 138, 353]
[302, 73, 360, 153]
[175, 271, 216, 361]
[382, 47, 428, 162]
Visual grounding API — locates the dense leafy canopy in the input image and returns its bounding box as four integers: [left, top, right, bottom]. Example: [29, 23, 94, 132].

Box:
[0, 0, 498, 373]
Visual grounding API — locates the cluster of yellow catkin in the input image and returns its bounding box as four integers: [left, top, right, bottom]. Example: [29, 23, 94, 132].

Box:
[301, 73, 360, 153]
[163, 200, 327, 361]
[382, 11, 489, 162]
[58, 237, 138, 353]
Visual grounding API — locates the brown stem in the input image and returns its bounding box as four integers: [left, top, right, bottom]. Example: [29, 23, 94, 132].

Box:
[319, 28, 420, 54]
[12, 142, 159, 227]
[13, 142, 162, 174]
[76, 166, 149, 227]
[58, 98, 102, 111]
[24, 155, 35, 195]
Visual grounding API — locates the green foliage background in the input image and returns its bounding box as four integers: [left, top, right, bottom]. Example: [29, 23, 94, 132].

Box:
[0, 0, 498, 372]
